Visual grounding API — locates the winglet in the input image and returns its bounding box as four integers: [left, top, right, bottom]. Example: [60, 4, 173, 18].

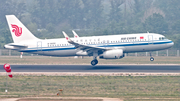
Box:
[62, 31, 73, 43]
[72, 30, 79, 38]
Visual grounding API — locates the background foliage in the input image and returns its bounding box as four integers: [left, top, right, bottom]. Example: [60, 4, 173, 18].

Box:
[0, 0, 179, 48]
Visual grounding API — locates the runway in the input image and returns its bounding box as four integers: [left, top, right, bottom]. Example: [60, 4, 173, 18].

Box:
[0, 64, 180, 73]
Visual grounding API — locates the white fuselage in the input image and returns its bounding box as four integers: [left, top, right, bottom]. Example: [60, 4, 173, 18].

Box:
[9, 33, 173, 57]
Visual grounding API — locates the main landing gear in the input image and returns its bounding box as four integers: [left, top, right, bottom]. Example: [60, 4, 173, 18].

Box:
[149, 52, 154, 61]
[91, 51, 98, 66]
[91, 59, 98, 66]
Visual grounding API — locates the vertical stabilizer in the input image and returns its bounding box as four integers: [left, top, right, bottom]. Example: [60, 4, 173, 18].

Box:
[6, 15, 39, 43]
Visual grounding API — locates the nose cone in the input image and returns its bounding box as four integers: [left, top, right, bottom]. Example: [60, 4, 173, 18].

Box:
[169, 41, 174, 48]
[171, 41, 174, 47]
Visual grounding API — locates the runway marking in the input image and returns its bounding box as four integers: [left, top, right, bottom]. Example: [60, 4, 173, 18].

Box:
[1, 72, 180, 76]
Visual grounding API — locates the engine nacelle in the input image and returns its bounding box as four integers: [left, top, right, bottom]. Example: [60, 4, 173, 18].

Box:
[99, 49, 124, 59]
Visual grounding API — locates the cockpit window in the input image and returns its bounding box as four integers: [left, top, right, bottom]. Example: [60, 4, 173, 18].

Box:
[159, 37, 167, 40]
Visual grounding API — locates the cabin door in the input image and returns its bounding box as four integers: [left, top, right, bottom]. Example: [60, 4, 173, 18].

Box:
[103, 40, 109, 48]
[37, 41, 42, 51]
[148, 35, 153, 44]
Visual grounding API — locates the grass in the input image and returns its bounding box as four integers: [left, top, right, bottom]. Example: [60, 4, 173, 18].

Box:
[0, 56, 179, 65]
[1, 76, 180, 100]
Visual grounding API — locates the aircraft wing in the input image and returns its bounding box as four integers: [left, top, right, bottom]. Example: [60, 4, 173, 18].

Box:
[62, 31, 107, 55]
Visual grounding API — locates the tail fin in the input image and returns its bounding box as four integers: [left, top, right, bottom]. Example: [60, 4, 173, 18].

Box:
[6, 15, 39, 43]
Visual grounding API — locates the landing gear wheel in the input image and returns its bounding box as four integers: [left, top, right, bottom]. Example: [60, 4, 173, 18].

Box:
[150, 57, 154, 61]
[91, 59, 98, 66]
[95, 59, 98, 64]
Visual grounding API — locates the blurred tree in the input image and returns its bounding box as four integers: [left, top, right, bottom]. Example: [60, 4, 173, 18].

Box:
[81, 0, 103, 29]
[109, 0, 124, 22]
[27, 22, 38, 36]
[0, 23, 12, 47]
[154, 0, 180, 34]
[171, 20, 180, 34]
[143, 13, 168, 34]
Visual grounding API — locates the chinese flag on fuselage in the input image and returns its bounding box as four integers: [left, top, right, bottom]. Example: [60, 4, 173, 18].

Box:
[140, 36, 144, 39]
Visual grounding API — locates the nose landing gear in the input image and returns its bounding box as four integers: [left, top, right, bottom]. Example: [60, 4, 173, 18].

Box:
[150, 52, 154, 61]
[150, 57, 154, 61]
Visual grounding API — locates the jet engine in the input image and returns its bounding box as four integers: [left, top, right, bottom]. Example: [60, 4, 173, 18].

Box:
[99, 49, 124, 59]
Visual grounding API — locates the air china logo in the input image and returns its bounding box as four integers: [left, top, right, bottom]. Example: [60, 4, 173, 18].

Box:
[11, 24, 22, 37]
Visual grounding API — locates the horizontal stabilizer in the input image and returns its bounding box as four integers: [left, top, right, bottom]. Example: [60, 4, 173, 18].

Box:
[5, 43, 28, 48]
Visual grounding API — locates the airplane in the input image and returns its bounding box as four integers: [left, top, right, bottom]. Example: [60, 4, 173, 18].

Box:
[4, 15, 174, 66]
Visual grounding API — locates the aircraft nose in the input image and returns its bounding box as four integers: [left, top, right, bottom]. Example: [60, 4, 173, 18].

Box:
[171, 41, 174, 46]
[170, 41, 174, 47]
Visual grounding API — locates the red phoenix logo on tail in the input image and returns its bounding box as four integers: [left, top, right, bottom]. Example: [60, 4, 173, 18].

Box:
[11, 24, 22, 37]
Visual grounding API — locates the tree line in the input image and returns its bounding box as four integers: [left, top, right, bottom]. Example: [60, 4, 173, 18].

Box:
[0, 0, 180, 48]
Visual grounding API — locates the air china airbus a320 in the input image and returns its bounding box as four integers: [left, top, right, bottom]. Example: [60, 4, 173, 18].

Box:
[4, 15, 174, 66]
